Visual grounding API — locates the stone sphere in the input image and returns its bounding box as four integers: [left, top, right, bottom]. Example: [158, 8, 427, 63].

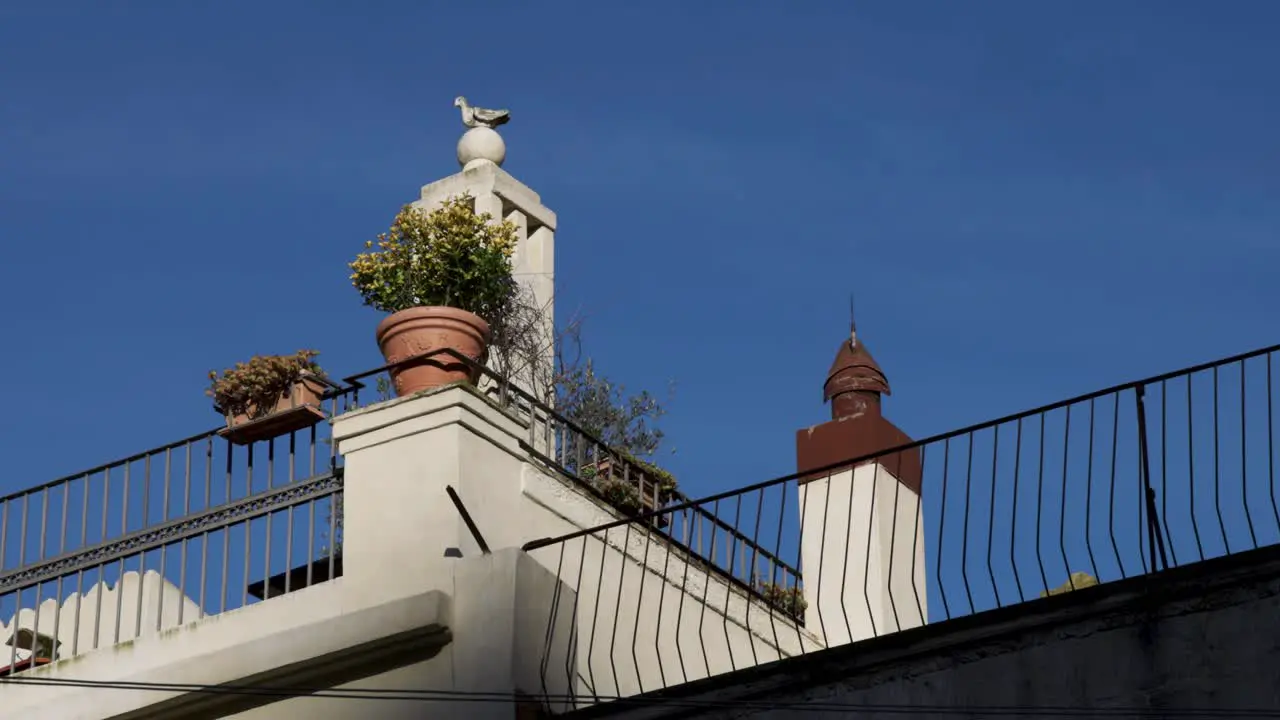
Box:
[456, 127, 506, 170]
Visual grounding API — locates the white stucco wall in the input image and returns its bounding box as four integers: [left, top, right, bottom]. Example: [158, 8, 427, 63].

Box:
[227, 654, 457, 720]
[2, 577, 450, 719]
[521, 465, 822, 701]
[225, 550, 571, 720]
[2, 549, 572, 720]
[333, 385, 823, 705]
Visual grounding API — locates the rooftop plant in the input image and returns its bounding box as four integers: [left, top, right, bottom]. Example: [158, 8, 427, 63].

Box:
[756, 580, 808, 618]
[580, 451, 679, 503]
[555, 342, 676, 500]
[557, 355, 667, 459]
[593, 475, 644, 516]
[1041, 571, 1099, 597]
[628, 454, 678, 499]
[207, 350, 325, 419]
[349, 194, 518, 320]
[483, 291, 679, 511]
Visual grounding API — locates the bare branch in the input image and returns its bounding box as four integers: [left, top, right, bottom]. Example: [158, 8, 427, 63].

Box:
[487, 284, 673, 461]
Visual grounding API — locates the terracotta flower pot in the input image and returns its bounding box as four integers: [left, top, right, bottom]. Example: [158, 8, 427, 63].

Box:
[376, 307, 492, 396]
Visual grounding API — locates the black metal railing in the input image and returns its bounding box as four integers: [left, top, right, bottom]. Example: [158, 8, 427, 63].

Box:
[519, 340, 1280, 707]
[0, 381, 350, 674]
[11, 338, 1278, 694]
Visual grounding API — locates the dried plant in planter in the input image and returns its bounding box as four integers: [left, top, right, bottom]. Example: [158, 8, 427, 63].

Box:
[756, 580, 808, 618]
[591, 475, 645, 516]
[582, 453, 679, 513]
[636, 458, 679, 497]
[207, 348, 327, 422]
[623, 454, 679, 503]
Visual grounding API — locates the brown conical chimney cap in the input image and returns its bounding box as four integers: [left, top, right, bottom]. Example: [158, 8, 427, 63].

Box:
[823, 318, 891, 404]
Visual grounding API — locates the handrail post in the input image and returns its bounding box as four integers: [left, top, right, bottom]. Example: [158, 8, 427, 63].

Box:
[1134, 384, 1170, 572]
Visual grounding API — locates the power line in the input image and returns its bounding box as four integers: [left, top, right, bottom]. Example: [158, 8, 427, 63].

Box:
[2, 674, 1279, 718]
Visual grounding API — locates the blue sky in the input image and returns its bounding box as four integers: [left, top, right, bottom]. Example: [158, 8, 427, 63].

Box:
[2, 1, 1279, 604]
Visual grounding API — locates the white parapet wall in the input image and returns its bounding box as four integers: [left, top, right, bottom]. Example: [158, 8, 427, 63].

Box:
[2, 569, 201, 664]
[333, 383, 824, 705]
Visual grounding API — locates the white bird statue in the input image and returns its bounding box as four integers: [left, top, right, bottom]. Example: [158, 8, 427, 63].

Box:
[454, 96, 511, 129]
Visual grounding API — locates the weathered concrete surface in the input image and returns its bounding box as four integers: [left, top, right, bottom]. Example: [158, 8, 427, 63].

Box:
[571, 543, 1280, 719]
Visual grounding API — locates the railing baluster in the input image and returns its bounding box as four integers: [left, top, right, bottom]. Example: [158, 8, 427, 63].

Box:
[178, 443, 192, 626]
[114, 463, 128, 645]
[136, 457, 150, 639]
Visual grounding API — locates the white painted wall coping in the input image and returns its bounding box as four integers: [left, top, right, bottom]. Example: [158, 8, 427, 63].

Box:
[3, 579, 450, 720]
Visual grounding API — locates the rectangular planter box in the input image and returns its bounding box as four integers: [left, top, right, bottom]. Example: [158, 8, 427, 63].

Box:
[0, 656, 52, 677]
[590, 458, 671, 512]
[586, 458, 672, 529]
[218, 375, 329, 446]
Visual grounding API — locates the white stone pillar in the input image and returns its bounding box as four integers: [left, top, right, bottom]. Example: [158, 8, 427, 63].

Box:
[798, 462, 926, 647]
[523, 224, 556, 385]
[331, 384, 529, 606]
[412, 161, 557, 406]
